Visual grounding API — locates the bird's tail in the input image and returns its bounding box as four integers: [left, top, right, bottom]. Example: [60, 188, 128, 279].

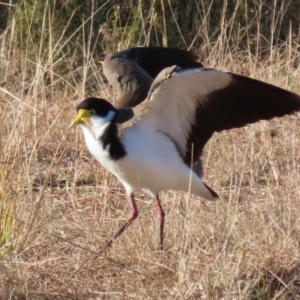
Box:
[190, 179, 219, 201]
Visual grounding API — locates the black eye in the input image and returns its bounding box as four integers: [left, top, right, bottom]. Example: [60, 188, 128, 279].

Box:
[90, 109, 96, 115]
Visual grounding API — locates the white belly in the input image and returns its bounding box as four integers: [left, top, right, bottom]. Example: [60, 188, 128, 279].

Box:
[111, 128, 195, 196]
[81, 124, 216, 200]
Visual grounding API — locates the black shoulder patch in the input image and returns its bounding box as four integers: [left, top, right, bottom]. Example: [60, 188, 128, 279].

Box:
[100, 123, 127, 160]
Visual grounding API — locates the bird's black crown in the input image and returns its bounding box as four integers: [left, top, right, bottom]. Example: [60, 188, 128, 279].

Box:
[76, 97, 116, 117]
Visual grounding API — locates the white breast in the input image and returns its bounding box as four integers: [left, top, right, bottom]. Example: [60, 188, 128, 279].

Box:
[115, 126, 196, 196]
[80, 122, 213, 199]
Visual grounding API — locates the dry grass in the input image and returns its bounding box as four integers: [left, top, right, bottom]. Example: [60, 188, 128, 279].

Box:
[1, 2, 300, 299]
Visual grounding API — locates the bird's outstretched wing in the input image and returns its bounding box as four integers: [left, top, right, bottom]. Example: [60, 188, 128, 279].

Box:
[136, 66, 300, 168]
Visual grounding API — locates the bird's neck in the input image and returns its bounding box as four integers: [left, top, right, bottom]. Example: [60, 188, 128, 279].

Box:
[98, 122, 127, 160]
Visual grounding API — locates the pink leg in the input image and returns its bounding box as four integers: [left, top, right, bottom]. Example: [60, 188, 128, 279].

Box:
[106, 194, 138, 248]
[156, 196, 165, 250]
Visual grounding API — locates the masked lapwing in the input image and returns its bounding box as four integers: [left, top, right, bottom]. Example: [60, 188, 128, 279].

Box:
[70, 66, 300, 249]
[99, 47, 203, 108]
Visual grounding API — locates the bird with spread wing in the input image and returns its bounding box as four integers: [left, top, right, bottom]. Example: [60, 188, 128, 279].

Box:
[71, 49, 300, 250]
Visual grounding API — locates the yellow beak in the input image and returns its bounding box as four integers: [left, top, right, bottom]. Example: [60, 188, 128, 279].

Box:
[69, 109, 91, 128]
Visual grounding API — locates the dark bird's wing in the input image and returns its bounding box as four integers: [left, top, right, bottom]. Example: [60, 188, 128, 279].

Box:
[101, 47, 203, 108]
[120, 46, 203, 78]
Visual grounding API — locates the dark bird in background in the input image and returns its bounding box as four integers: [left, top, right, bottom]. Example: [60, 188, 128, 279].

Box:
[99, 47, 204, 108]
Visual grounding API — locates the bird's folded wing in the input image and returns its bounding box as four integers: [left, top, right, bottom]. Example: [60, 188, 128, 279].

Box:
[102, 47, 204, 108]
[122, 47, 203, 78]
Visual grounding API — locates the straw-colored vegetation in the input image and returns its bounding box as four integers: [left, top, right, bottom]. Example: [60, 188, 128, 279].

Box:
[0, 0, 300, 299]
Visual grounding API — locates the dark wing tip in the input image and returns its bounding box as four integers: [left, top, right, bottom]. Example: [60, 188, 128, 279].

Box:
[184, 69, 300, 163]
[211, 73, 300, 132]
[203, 182, 219, 200]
